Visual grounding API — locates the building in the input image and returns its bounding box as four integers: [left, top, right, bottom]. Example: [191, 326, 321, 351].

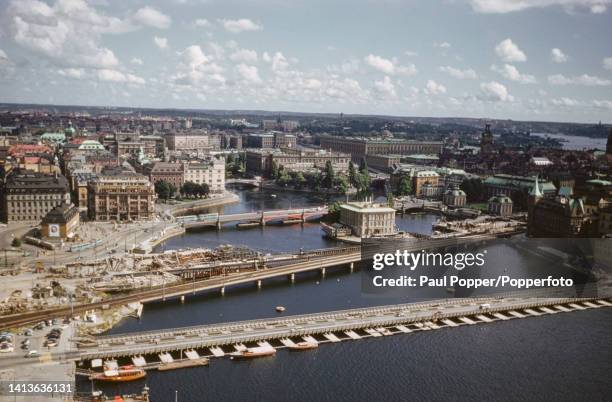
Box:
[402, 154, 439, 166]
[262, 119, 299, 132]
[41, 204, 80, 239]
[365, 154, 401, 172]
[246, 148, 350, 176]
[319, 136, 444, 161]
[530, 157, 553, 167]
[413, 171, 439, 197]
[483, 174, 557, 200]
[488, 195, 513, 217]
[183, 158, 226, 193]
[339, 202, 396, 238]
[606, 128, 612, 164]
[527, 177, 597, 237]
[443, 186, 467, 207]
[88, 168, 156, 221]
[273, 132, 297, 149]
[166, 131, 212, 153]
[147, 162, 185, 189]
[1, 171, 71, 223]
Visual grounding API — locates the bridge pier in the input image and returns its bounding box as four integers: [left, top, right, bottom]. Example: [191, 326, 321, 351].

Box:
[220, 286, 225, 296]
[257, 280, 262, 289]
[180, 295, 185, 303]
[216, 220, 222, 230]
[349, 262, 354, 273]
[289, 273, 295, 282]
[321, 267, 326, 277]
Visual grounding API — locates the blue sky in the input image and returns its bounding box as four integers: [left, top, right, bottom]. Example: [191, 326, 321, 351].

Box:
[0, 0, 611, 123]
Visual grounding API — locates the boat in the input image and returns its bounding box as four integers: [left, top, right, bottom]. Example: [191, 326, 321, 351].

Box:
[90, 366, 146, 382]
[288, 341, 318, 351]
[230, 347, 276, 359]
[275, 306, 286, 312]
[271, 194, 277, 198]
[158, 358, 209, 371]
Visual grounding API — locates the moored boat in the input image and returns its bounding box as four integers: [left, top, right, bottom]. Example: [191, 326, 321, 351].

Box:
[275, 306, 286, 312]
[158, 358, 209, 371]
[230, 346, 276, 359]
[90, 366, 146, 382]
[288, 341, 318, 351]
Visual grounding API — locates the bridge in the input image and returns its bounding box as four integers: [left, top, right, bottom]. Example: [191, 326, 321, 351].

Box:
[225, 178, 262, 187]
[72, 296, 612, 362]
[0, 235, 495, 329]
[178, 206, 328, 229]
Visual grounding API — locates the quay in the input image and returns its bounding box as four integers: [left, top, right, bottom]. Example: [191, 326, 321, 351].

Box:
[73, 297, 612, 362]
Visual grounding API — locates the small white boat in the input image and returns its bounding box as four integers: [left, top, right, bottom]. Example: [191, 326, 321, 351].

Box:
[275, 306, 286, 312]
[271, 194, 277, 198]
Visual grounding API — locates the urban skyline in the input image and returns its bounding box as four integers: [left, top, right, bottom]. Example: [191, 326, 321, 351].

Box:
[1, 0, 612, 123]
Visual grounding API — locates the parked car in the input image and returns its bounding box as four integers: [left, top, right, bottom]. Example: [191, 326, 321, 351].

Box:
[25, 350, 40, 358]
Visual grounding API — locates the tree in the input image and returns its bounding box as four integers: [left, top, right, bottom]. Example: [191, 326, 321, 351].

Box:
[155, 180, 172, 200]
[387, 192, 394, 207]
[335, 176, 349, 194]
[168, 183, 177, 198]
[271, 161, 280, 179]
[181, 181, 196, 197]
[348, 161, 357, 187]
[359, 157, 368, 174]
[460, 178, 483, 202]
[324, 201, 342, 223]
[195, 183, 209, 197]
[324, 160, 335, 189]
[397, 176, 413, 196]
[11, 237, 21, 247]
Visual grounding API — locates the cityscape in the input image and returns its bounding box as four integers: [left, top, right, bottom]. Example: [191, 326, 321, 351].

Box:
[0, 1, 611, 401]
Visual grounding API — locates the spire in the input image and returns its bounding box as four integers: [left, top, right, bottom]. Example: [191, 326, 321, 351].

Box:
[529, 175, 543, 197]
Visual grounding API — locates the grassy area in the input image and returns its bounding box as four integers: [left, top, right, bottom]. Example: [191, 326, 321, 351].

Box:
[467, 203, 488, 211]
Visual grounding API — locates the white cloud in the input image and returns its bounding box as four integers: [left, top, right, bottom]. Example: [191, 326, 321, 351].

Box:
[603, 57, 612, 70]
[182, 45, 209, 68]
[491, 64, 536, 83]
[218, 19, 263, 33]
[153, 36, 168, 49]
[470, 0, 611, 14]
[57, 68, 84, 79]
[235, 64, 262, 84]
[194, 18, 210, 27]
[269, 51, 289, 73]
[133, 6, 172, 29]
[424, 80, 447, 95]
[495, 39, 526, 62]
[230, 49, 258, 63]
[593, 100, 612, 109]
[551, 48, 568, 63]
[5, 0, 125, 69]
[0, 49, 8, 62]
[97, 69, 145, 85]
[364, 54, 416, 75]
[551, 97, 580, 106]
[404, 50, 418, 57]
[131, 58, 143, 65]
[373, 76, 397, 98]
[548, 73, 611, 86]
[479, 81, 514, 102]
[434, 42, 452, 49]
[439, 66, 478, 79]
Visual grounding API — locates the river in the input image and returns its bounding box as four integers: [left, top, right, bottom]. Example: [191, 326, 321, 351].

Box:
[77, 186, 612, 401]
[531, 132, 607, 150]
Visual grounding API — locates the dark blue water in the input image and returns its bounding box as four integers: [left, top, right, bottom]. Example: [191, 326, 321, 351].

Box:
[80, 308, 612, 402]
[81, 187, 612, 401]
[155, 185, 437, 253]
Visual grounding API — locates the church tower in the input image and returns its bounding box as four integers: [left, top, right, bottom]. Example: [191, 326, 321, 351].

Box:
[481, 124, 494, 155]
[527, 176, 543, 236]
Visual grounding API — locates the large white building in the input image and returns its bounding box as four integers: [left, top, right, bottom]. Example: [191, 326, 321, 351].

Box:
[183, 158, 226, 193]
[339, 202, 397, 238]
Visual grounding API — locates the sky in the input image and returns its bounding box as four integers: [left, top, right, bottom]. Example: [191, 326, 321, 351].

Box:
[0, 0, 611, 123]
